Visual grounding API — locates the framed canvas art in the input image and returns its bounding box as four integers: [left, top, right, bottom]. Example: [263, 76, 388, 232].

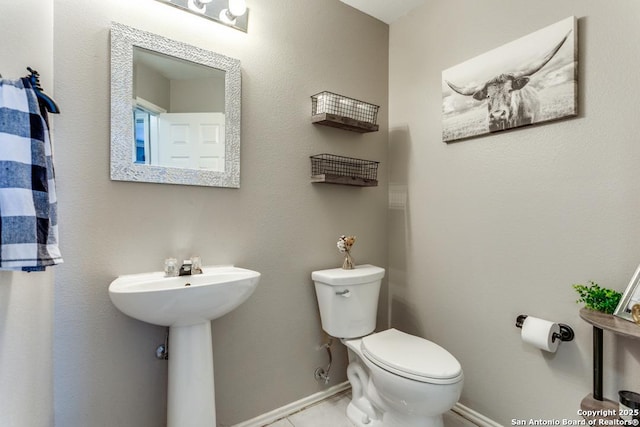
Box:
[442, 16, 577, 143]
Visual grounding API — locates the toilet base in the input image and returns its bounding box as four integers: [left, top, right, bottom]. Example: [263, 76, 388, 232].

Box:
[347, 400, 445, 427]
[347, 401, 383, 427]
[382, 412, 444, 427]
[343, 335, 460, 427]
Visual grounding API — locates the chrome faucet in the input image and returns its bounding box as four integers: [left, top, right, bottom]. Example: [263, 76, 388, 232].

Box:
[178, 257, 203, 276]
[165, 257, 203, 277]
[179, 260, 193, 276]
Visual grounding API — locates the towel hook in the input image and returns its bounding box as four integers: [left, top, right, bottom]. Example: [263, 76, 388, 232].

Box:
[25, 67, 60, 114]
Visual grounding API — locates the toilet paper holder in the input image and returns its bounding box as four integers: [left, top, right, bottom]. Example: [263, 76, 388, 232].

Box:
[515, 315, 575, 342]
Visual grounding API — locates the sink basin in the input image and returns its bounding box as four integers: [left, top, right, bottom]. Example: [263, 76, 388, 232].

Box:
[109, 265, 260, 327]
[108, 265, 260, 427]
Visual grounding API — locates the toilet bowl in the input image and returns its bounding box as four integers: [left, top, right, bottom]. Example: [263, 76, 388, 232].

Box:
[312, 265, 463, 427]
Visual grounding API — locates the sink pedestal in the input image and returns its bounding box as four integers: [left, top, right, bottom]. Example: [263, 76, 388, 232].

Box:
[108, 266, 261, 427]
[167, 322, 216, 427]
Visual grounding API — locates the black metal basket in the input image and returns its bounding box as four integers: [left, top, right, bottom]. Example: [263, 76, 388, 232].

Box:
[311, 91, 379, 125]
[310, 153, 379, 186]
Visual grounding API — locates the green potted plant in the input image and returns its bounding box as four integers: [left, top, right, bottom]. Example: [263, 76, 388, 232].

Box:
[573, 281, 622, 314]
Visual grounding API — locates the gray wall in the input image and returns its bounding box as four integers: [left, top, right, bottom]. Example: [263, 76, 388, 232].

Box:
[135, 61, 170, 111]
[389, 0, 640, 423]
[0, 2, 54, 426]
[53, 0, 388, 426]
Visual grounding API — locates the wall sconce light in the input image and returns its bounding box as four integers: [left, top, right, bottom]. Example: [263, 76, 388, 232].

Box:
[155, 0, 249, 32]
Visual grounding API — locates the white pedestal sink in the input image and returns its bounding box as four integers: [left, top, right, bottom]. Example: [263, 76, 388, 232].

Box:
[109, 266, 260, 427]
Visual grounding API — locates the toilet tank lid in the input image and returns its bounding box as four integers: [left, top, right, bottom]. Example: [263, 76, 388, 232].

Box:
[311, 265, 385, 286]
[361, 329, 462, 384]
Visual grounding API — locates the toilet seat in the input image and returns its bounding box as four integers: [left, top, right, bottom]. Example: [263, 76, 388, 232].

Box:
[361, 329, 463, 385]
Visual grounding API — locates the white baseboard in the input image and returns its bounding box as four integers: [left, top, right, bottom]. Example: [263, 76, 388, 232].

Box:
[233, 382, 502, 427]
[452, 402, 503, 427]
[232, 381, 351, 427]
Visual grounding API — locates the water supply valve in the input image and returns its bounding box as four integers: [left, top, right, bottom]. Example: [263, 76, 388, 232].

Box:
[314, 338, 333, 385]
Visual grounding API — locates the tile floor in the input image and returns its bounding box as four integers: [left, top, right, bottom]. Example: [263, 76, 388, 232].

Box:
[264, 390, 477, 427]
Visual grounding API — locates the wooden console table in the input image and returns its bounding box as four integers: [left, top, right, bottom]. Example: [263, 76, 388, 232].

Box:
[578, 308, 640, 422]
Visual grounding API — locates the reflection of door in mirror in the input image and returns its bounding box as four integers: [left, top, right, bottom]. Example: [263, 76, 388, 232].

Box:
[132, 47, 226, 171]
[158, 112, 225, 171]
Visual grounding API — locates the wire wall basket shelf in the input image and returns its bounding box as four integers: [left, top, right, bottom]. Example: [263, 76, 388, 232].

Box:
[311, 91, 380, 133]
[310, 153, 379, 187]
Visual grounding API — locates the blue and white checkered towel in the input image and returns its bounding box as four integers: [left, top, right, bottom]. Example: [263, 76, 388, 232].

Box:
[0, 77, 62, 271]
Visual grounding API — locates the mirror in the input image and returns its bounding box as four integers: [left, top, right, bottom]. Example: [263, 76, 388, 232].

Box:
[110, 22, 241, 187]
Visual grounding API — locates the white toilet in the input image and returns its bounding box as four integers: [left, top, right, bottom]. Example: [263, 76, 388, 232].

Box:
[312, 265, 463, 427]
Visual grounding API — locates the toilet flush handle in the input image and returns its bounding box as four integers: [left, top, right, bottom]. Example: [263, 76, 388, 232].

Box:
[335, 289, 351, 298]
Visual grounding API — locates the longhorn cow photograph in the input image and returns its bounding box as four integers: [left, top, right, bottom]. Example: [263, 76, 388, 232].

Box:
[442, 16, 577, 143]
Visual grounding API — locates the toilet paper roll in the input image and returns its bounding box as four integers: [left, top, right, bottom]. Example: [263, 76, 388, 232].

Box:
[521, 316, 561, 352]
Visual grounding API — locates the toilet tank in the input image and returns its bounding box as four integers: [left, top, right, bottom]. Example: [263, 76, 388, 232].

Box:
[312, 264, 385, 339]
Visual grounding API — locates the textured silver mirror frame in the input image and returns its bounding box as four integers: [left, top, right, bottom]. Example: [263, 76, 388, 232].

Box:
[110, 22, 241, 188]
